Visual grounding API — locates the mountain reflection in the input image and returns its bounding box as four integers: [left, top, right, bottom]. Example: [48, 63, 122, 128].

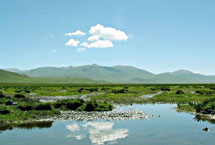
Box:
[66, 121, 128, 145]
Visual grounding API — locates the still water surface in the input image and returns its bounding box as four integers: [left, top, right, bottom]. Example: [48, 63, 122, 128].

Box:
[0, 104, 214, 145]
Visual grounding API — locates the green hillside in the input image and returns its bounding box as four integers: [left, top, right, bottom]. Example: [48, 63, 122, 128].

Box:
[19, 64, 154, 83]
[0, 69, 30, 83]
[3, 65, 215, 83]
[0, 69, 103, 84]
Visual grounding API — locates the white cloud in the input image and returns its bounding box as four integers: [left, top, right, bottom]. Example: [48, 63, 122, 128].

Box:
[64, 24, 129, 51]
[65, 39, 79, 47]
[66, 124, 80, 132]
[89, 24, 128, 41]
[77, 48, 86, 51]
[65, 30, 85, 36]
[75, 135, 85, 140]
[80, 40, 113, 48]
[88, 35, 100, 41]
[82, 122, 128, 145]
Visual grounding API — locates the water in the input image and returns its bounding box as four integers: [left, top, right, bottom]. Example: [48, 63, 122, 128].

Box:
[141, 92, 161, 99]
[0, 104, 215, 145]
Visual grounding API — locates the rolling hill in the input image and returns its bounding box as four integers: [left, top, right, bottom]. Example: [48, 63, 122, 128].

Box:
[0, 69, 103, 84]
[0, 69, 30, 83]
[4, 64, 214, 84]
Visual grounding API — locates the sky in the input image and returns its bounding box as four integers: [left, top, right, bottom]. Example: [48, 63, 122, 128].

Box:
[1, 0, 215, 74]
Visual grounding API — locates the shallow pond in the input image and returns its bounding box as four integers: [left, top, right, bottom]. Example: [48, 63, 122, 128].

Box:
[0, 104, 215, 145]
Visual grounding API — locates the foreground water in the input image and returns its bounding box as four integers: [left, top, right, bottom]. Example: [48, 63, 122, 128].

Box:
[0, 104, 215, 145]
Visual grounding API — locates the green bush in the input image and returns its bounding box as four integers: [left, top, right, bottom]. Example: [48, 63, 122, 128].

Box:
[14, 94, 25, 99]
[18, 105, 34, 111]
[0, 110, 10, 115]
[112, 89, 128, 94]
[35, 103, 52, 111]
[84, 101, 113, 111]
[194, 99, 215, 114]
[176, 90, 184, 95]
[0, 92, 5, 98]
[160, 87, 170, 91]
[66, 99, 83, 110]
[54, 99, 113, 111]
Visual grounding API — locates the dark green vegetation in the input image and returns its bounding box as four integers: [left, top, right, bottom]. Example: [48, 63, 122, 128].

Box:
[3, 64, 215, 83]
[1, 83, 215, 104]
[0, 121, 53, 132]
[178, 99, 215, 115]
[0, 90, 113, 123]
[54, 99, 113, 111]
[1, 83, 215, 123]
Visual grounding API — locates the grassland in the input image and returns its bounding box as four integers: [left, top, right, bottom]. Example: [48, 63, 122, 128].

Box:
[1, 83, 215, 123]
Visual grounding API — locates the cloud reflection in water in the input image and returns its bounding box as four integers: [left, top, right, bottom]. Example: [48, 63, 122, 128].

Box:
[66, 122, 128, 145]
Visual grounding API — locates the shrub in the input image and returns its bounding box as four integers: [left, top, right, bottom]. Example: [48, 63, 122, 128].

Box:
[195, 90, 214, 95]
[35, 104, 52, 111]
[84, 101, 113, 112]
[25, 90, 30, 93]
[54, 99, 84, 110]
[18, 105, 34, 111]
[5, 100, 17, 106]
[112, 89, 128, 94]
[0, 110, 10, 115]
[0, 92, 5, 98]
[210, 87, 215, 90]
[161, 87, 170, 91]
[176, 90, 184, 95]
[66, 99, 84, 110]
[14, 94, 25, 99]
[86, 88, 98, 92]
[193, 99, 215, 114]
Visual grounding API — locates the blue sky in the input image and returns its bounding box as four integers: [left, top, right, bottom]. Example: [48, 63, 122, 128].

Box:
[1, 0, 215, 74]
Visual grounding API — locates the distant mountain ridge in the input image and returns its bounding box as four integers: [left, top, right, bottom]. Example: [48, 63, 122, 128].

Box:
[3, 64, 215, 83]
[0, 69, 104, 84]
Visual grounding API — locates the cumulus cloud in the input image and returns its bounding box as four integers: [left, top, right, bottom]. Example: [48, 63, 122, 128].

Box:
[65, 30, 85, 36]
[80, 40, 113, 48]
[88, 35, 100, 41]
[64, 24, 129, 51]
[65, 39, 79, 47]
[89, 24, 128, 41]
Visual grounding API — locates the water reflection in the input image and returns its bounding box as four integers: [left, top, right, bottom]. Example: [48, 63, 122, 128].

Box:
[194, 114, 215, 124]
[66, 122, 128, 145]
[0, 121, 53, 132]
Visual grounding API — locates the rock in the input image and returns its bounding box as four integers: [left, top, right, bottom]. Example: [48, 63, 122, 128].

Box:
[203, 127, 209, 132]
[44, 108, 152, 121]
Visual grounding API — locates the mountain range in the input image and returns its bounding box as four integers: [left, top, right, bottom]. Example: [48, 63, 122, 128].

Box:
[2, 64, 215, 83]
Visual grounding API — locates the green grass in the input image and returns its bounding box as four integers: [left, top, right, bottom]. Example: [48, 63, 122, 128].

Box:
[0, 92, 113, 123]
[1, 83, 215, 122]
